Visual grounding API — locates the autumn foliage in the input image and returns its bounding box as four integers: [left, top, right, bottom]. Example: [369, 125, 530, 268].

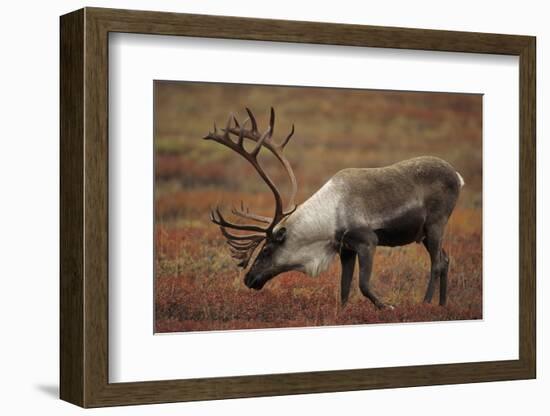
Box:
[154, 82, 482, 333]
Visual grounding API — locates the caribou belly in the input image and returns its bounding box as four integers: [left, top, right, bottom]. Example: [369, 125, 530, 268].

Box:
[373, 205, 426, 247]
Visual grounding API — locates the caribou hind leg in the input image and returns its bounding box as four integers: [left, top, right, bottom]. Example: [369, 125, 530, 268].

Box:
[439, 248, 449, 306]
[422, 224, 448, 305]
[339, 247, 356, 306]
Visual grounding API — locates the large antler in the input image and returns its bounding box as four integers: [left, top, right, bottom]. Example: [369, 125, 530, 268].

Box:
[203, 108, 298, 268]
[225, 108, 297, 217]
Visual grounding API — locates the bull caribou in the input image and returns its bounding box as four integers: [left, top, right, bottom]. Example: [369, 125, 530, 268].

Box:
[204, 108, 464, 309]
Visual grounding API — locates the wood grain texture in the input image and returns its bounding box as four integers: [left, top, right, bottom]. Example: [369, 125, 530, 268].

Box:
[59, 7, 537, 408]
[59, 8, 84, 407]
[518, 38, 536, 375]
[89, 7, 532, 54]
[83, 10, 110, 406]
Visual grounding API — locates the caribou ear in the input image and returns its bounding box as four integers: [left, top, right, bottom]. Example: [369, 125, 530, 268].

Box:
[273, 227, 286, 243]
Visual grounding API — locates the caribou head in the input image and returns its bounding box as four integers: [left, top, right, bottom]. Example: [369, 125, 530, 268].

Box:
[204, 108, 299, 290]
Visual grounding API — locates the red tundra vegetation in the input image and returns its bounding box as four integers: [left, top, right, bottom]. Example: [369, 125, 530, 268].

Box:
[154, 82, 482, 333]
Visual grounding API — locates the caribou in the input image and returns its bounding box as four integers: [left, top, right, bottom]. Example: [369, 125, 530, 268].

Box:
[204, 108, 464, 309]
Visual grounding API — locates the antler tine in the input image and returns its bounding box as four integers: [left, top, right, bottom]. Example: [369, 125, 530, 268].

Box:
[229, 246, 251, 261]
[237, 252, 255, 269]
[218, 224, 265, 242]
[230, 250, 247, 261]
[269, 107, 275, 137]
[239, 118, 250, 146]
[246, 107, 258, 133]
[226, 239, 259, 249]
[211, 206, 267, 234]
[251, 126, 272, 157]
[223, 114, 234, 140]
[231, 201, 271, 224]
[281, 124, 295, 149]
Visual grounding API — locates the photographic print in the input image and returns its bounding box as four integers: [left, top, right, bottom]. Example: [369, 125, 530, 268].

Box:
[154, 81, 482, 333]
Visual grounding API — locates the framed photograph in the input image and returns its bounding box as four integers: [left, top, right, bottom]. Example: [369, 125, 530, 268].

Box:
[60, 7, 536, 408]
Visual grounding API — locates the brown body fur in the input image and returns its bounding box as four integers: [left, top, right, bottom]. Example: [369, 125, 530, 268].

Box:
[332, 156, 461, 247]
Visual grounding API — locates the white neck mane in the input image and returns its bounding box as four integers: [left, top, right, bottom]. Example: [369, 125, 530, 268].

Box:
[273, 178, 342, 277]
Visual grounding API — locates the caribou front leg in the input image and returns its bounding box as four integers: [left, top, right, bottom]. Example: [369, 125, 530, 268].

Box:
[339, 247, 356, 306]
[344, 228, 389, 310]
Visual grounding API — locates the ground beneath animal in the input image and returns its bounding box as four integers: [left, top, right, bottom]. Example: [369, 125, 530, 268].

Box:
[155, 208, 482, 333]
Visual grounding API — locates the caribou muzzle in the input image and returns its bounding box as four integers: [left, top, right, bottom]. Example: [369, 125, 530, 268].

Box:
[244, 260, 294, 290]
[244, 272, 265, 290]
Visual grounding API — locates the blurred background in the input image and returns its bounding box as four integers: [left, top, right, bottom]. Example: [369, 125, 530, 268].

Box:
[154, 81, 482, 333]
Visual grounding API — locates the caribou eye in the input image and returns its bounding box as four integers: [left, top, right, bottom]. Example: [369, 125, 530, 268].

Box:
[273, 227, 286, 243]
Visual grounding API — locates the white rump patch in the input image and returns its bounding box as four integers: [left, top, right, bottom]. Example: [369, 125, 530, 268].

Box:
[456, 171, 465, 188]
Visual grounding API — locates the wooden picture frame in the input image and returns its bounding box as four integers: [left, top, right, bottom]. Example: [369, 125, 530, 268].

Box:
[60, 7, 536, 408]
